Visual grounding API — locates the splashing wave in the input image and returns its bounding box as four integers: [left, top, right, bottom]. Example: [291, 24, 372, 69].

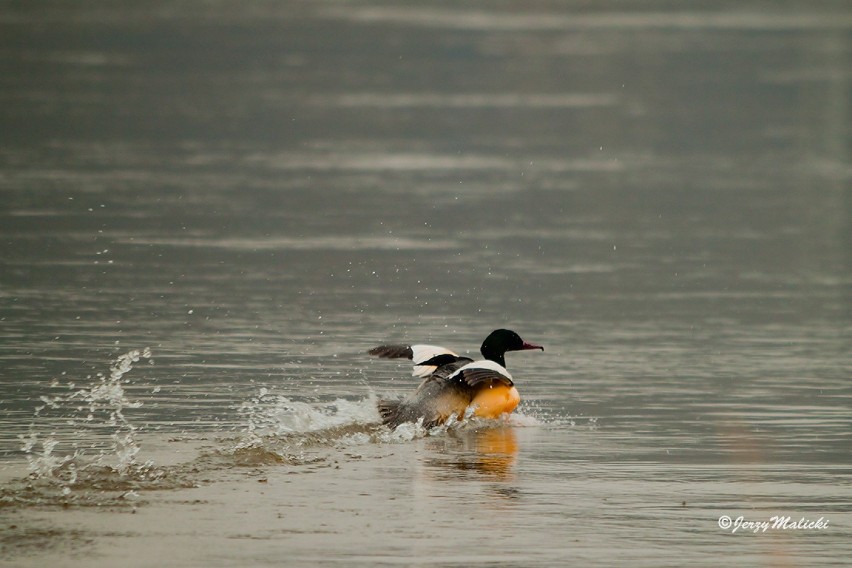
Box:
[18, 348, 153, 483]
[3, 362, 550, 509]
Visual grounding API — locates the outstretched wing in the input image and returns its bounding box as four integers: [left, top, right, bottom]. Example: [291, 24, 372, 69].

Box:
[368, 343, 460, 377]
[368, 345, 414, 359]
[448, 359, 514, 387]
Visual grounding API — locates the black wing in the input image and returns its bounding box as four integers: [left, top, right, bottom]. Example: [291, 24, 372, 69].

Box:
[449, 362, 514, 387]
[368, 345, 414, 360]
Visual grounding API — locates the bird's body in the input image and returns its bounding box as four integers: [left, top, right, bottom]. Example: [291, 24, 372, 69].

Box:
[369, 329, 543, 429]
[470, 382, 521, 419]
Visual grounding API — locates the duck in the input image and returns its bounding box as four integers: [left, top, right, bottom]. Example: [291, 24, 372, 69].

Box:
[368, 329, 543, 429]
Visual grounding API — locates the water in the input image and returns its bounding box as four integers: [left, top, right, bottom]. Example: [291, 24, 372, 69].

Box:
[1, 1, 850, 565]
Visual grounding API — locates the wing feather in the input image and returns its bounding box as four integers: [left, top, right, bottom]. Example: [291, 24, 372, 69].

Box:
[448, 360, 514, 387]
[368, 345, 414, 359]
[368, 343, 460, 377]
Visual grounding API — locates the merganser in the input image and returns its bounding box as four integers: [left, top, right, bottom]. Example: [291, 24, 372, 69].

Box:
[368, 329, 543, 428]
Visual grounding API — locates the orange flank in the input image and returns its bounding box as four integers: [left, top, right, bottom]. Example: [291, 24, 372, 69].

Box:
[470, 382, 521, 419]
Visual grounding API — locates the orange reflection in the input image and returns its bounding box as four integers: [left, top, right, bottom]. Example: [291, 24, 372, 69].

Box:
[471, 426, 519, 480]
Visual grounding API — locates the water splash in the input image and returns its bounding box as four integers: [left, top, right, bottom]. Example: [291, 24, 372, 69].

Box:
[18, 348, 154, 486]
[231, 387, 383, 465]
[232, 387, 546, 455]
[237, 388, 380, 442]
[226, 387, 529, 464]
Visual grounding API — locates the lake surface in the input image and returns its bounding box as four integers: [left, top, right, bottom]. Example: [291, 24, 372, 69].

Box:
[1, 1, 850, 566]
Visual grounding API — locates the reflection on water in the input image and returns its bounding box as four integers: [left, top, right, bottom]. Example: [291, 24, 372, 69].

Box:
[425, 426, 519, 482]
[0, 0, 850, 565]
[325, 7, 852, 31]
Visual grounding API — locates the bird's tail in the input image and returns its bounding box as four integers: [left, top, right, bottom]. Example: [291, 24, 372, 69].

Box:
[377, 399, 403, 427]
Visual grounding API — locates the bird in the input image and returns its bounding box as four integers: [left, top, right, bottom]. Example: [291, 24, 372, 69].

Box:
[368, 329, 543, 429]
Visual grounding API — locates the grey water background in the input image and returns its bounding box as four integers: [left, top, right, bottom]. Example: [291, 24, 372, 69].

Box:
[1, 1, 851, 565]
